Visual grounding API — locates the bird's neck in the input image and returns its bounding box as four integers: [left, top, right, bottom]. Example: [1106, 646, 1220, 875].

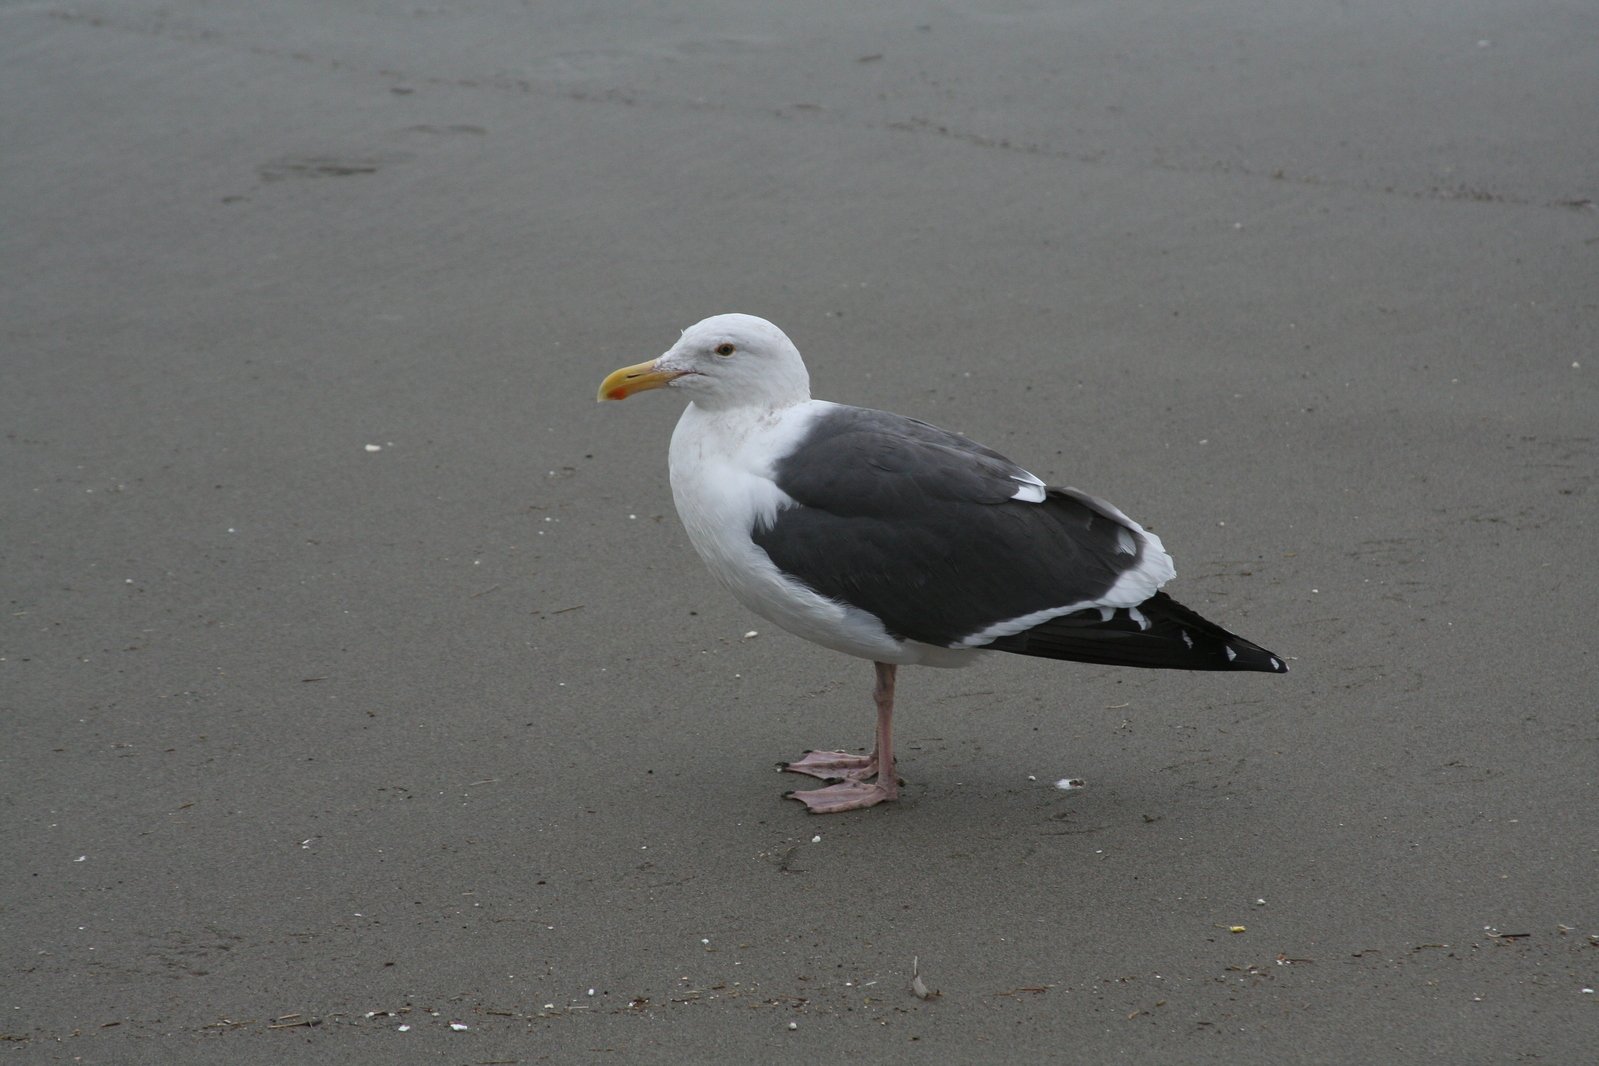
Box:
[685, 390, 809, 414]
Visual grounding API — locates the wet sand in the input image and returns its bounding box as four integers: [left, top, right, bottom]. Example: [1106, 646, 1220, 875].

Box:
[4, 1, 1595, 1061]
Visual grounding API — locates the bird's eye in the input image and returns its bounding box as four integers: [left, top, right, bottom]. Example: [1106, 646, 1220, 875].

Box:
[714, 343, 736, 357]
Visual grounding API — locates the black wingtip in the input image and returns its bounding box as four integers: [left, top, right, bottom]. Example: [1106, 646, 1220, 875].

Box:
[1223, 639, 1290, 674]
[986, 592, 1290, 673]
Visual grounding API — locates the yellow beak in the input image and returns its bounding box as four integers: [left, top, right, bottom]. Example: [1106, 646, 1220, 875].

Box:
[596, 359, 685, 402]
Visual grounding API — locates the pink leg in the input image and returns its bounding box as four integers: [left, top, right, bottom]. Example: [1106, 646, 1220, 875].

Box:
[785, 662, 900, 814]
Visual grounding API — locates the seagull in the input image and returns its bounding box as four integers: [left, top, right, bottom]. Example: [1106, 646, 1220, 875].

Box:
[598, 314, 1286, 814]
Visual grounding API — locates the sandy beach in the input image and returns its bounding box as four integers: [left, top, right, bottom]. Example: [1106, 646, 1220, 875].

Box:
[4, 1, 1595, 1061]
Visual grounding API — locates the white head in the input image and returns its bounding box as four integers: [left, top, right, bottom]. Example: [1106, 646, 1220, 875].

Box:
[597, 314, 812, 411]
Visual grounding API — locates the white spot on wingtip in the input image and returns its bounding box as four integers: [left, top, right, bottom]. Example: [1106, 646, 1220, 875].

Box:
[1180, 630, 1194, 649]
[1225, 646, 1237, 662]
[1270, 657, 1283, 671]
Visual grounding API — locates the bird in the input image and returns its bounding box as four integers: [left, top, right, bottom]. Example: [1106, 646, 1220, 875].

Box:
[597, 314, 1286, 814]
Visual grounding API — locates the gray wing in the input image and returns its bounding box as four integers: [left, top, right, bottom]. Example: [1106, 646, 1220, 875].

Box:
[751, 405, 1159, 647]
